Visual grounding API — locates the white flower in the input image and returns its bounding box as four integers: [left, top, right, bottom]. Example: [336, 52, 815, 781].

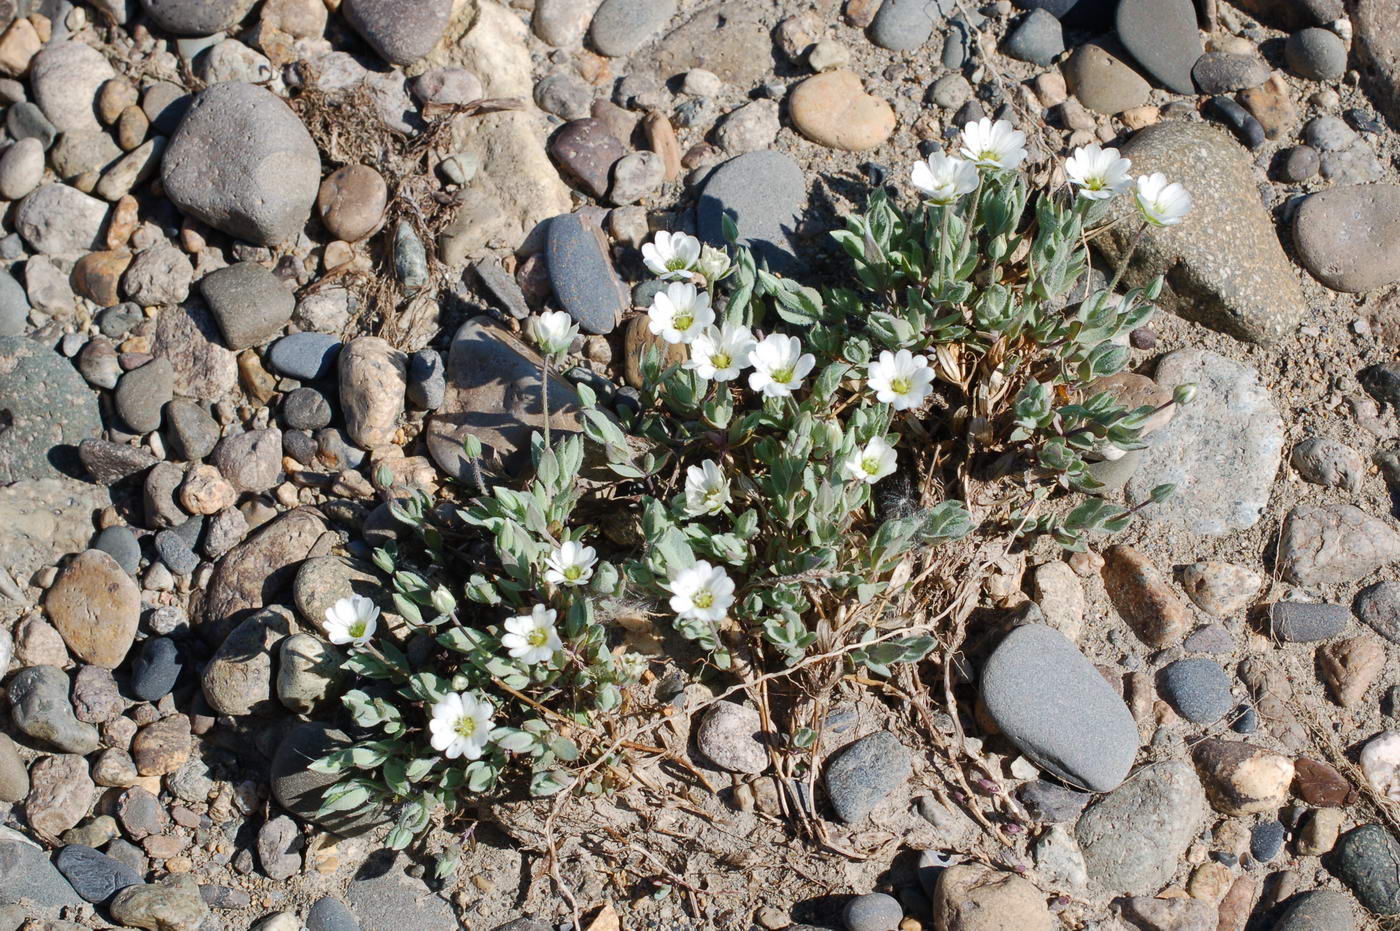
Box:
[428, 691, 495, 760]
[500, 604, 563, 665]
[959, 118, 1027, 171]
[1134, 173, 1192, 226]
[684, 460, 731, 516]
[642, 231, 702, 280]
[696, 244, 732, 286]
[866, 349, 934, 411]
[323, 595, 379, 647]
[747, 333, 815, 398]
[528, 310, 577, 357]
[685, 322, 756, 382]
[844, 436, 898, 485]
[648, 282, 714, 345]
[667, 560, 735, 623]
[1064, 144, 1133, 201]
[544, 541, 597, 587]
[910, 151, 979, 204]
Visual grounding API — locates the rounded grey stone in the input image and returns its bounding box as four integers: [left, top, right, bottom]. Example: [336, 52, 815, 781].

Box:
[589, 0, 677, 57]
[0, 336, 101, 483]
[1003, 8, 1064, 66]
[9, 665, 101, 754]
[1286, 26, 1348, 81]
[342, 0, 452, 65]
[545, 213, 626, 335]
[980, 624, 1138, 792]
[1357, 581, 1400, 644]
[1334, 824, 1400, 914]
[1116, 0, 1203, 94]
[55, 844, 142, 904]
[695, 702, 768, 774]
[1271, 602, 1349, 642]
[199, 261, 295, 351]
[94, 526, 141, 577]
[161, 82, 320, 246]
[823, 731, 911, 824]
[1272, 889, 1357, 931]
[869, 0, 954, 52]
[140, 0, 257, 35]
[1076, 759, 1206, 895]
[1125, 348, 1284, 536]
[114, 358, 174, 435]
[268, 332, 341, 381]
[842, 892, 903, 931]
[131, 636, 182, 702]
[282, 387, 333, 431]
[307, 896, 360, 931]
[1158, 658, 1233, 724]
[697, 150, 806, 276]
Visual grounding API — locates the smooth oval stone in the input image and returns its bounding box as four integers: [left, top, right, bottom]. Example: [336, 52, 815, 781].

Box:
[788, 70, 896, 151]
[980, 624, 1138, 792]
[267, 332, 342, 381]
[342, 0, 453, 65]
[589, 0, 676, 57]
[1272, 890, 1358, 931]
[1064, 42, 1152, 114]
[161, 81, 320, 246]
[131, 636, 183, 702]
[1116, 0, 1203, 94]
[1098, 121, 1307, 344]
[141, 0, 257, 35]
[545, 213, 626, 335]
[1076, 759, 1206, 895]
[823, 730, 911, 823]
[1293, 183, 1400, 293]
[1271, 602, 1349, 642]
[1157, 658, 1233, 724]
[697, 150, 805, 276]
[869, 0, 954, 51]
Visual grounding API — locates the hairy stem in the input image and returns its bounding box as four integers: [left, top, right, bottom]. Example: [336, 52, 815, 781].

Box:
[1107, 220, 1149, 294]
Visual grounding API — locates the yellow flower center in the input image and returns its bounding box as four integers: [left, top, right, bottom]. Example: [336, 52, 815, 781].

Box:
[862, 456, 881, 475]
[455, 715, 477, 738]
[675, 311, 694, 330]
[349, 621, 366, 639]
[712, 352, 731, 369]
[891, 377, 912, 394]
[693, 591, 714, 609]
[772, 367, 794, 384]
[563, 565, 582, 581]
[527, 628, 550, 648]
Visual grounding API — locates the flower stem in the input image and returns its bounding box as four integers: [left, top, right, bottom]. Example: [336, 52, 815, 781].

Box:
[540, 357, 552, 449]
[1107, 220, 1149, 295]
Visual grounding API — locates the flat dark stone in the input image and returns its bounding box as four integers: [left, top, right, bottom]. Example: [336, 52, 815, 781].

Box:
[697, 150, 806, 276]
[545, 213, 625, 335]
[1116, 0, 1203, 94]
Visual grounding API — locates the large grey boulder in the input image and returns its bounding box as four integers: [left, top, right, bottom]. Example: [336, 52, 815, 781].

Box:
[161, 82, 320, 246]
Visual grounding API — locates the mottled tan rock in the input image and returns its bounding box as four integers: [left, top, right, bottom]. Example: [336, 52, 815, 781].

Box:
[933, 864, 1056, 931]
[788, 70, 895, 151]
[45, 549, 140, 668]
[1180, 562, 1263, 618]
[1320, 636, 1386, 707]
[1191, 739, 1293, 815]
[131, 715, 191, 776]
[25, 753, 95, 839]
[338, 336, 406, 449]
[200, 507, 330, 645]
[1102, 544, 1189, 647]
[179, 463, 237, 515]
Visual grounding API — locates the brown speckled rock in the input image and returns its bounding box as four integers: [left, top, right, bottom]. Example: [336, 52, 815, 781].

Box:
[45, 550, 139, 668]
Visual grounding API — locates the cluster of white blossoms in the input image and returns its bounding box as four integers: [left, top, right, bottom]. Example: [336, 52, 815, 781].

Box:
[911, 118, 1192, 227]
[643, 232, 822, 398]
